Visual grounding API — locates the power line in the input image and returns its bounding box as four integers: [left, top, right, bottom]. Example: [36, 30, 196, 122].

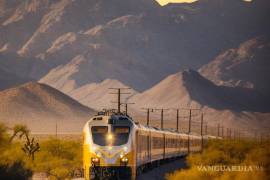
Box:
[141, 108, 154, 126]
[121, 102, 135, 115]
[109, 88, 131, 113]
[201, 113, 204, 151]
[169, 108, 181, 132]
[154, 108, 169, 130]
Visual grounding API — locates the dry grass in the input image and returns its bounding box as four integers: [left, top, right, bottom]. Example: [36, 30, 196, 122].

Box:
[166, 139, 270, 180]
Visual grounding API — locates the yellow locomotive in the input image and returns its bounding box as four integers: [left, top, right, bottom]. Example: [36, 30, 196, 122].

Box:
[83, 110, 202, 179]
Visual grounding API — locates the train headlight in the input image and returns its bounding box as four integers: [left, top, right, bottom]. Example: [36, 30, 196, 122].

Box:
[123, 146, 128, 152]
[120, 157, 128, 165]
[96, 152, 101, 157]
[91, 157, 100, 165]
[107, 133, 113, 141]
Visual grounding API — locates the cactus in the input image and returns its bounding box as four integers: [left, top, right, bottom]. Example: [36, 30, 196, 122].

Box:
[8, 124, 40, 161]
[22, 136, 40, 161]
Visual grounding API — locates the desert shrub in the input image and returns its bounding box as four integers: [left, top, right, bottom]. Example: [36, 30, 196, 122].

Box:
[0, 160, 32, 180]
[0, 123, 83, 179]
[0, 123, 33, 179]
[167, 166, 219, 180]
[167, 139, 270, 180]
[0, 123, 10, 150]
[32, 138, 82, 179]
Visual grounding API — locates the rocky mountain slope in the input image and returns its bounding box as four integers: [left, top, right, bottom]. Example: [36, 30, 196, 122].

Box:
[0, 82, 95, 133]
[199, 36, 270, 97]
[0, 0, 269, 90]
[0, 0, 269, 133]
[68, 79, 137, 111]
[129, 69, 270, 132]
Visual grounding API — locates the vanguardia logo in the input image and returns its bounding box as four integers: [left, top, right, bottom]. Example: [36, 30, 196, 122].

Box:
[196, 165, 264, 172]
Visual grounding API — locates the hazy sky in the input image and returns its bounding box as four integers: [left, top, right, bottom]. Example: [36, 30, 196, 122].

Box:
[156, 0, 253, 6]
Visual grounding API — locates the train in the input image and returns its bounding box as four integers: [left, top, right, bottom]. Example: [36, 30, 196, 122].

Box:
[83, 110, 208, 180]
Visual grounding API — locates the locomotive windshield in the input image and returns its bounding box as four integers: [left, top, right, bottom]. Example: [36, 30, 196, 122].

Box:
[91, 126, 130, 146]
[112, 126, 130, 146]
[91, 126, 108, 146]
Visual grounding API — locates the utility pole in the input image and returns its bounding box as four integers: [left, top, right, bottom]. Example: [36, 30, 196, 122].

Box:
[188, 109, 192, 134]
[55, 120, 58, 138]
[176, 109, 179, 132]
[109, 88, 131, 113]
[142, 108, 154, 126]
[161, 109, 164, 129]
[200, 113, 203, 136]
[188, 109, 192, 154]
[122, 103, 134, 115]
[174, 107, 200, 133]
[221, 126, 224, 138]
[177, 108, 200, 154]
[217, 124, 220, 137]
[170, 108, 181, 132]
[117, 89, 120, 112]
[147, 109, 150, 126]
[200, 113, 204, 151]
[154, 108, 169, 130]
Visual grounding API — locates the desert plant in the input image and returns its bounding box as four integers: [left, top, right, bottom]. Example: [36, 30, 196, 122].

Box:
[0, 123, 33, 179]
[0, 124, 82, 179]
[0, 123, 9, 150]
[0, 160, 32, 180]
[22, 136, 40, 161]
[9, 124, 29, 142]
[167, 139, 269, 180]
[32, 138, 82, 179]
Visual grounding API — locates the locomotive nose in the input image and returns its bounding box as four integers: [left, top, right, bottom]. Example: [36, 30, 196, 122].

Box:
[84, 112, 135, 180]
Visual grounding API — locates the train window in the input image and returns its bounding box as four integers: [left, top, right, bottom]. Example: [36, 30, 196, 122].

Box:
[119, 117, 128, 121]
[114, 127, 129, 133]
[91, 126, 108, 146]
[152, 137, 163, 149]
[108, 116, 119, 124]
[112, 126, 130, 146]
[93, 117, 103, 120]
[137, 134, 149, 152]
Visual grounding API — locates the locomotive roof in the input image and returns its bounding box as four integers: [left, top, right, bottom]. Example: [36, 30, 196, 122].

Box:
[135, 123, 191, 137]
[91, 111, 202, 138]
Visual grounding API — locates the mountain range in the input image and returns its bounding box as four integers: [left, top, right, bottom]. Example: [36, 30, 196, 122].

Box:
[128, 69, 270, 132]
[0, 82, 94, 133]
[0, 0, 269, 90]
[0, 0, 269, 133]
[199, 36, 270, 97]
